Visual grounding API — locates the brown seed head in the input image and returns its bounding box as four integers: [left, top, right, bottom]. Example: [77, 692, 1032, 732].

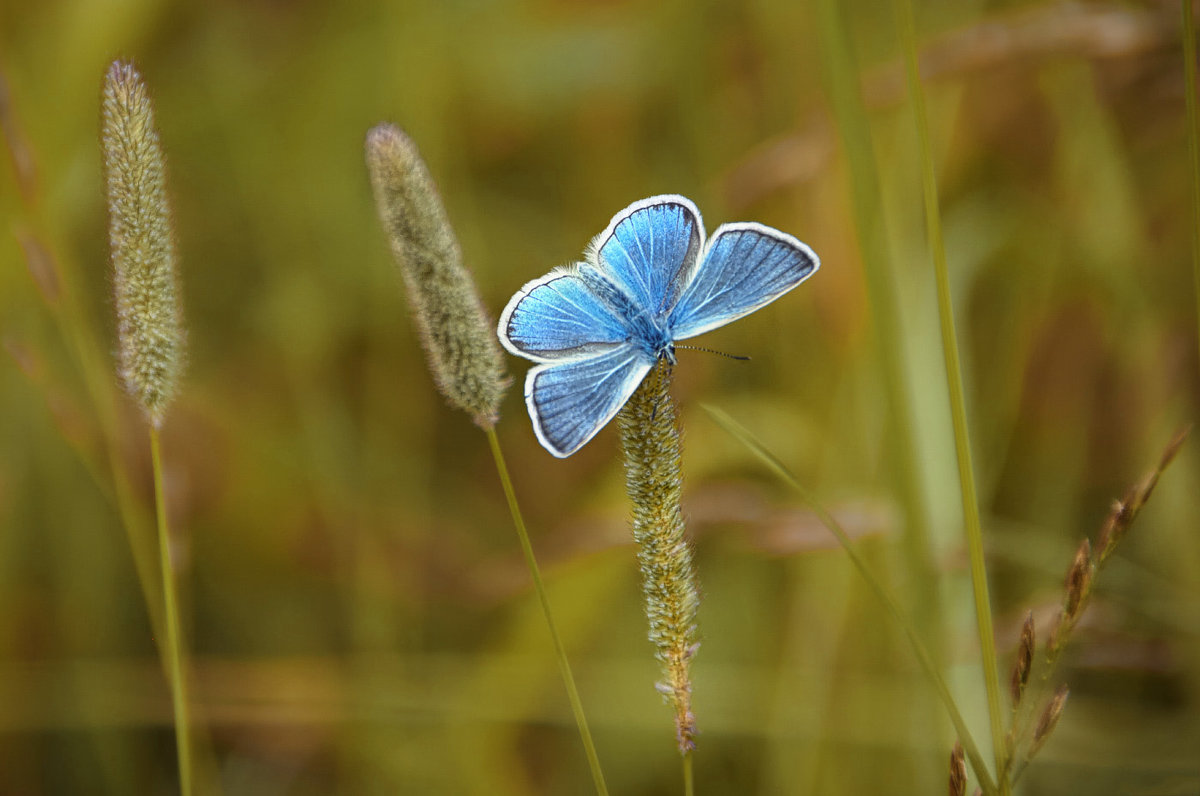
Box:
[1010, 610, 1035, 708]
[1031, 684, 1069, 757]
[1063, 537, 1092, 619]
[1097, 428, 1188, 565]
[948, 742, 966, 796]
[1095, 498, 1124, 562]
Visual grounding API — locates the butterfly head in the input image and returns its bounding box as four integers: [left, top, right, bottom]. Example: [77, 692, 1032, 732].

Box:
[626, 312, 675, 365]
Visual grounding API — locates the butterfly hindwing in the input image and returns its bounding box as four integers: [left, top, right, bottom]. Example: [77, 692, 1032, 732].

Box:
[526, 345, 654, 457]
[595, 195, 703, 317]
[498, 270, 629, 361]
[669, 222, 819, 341]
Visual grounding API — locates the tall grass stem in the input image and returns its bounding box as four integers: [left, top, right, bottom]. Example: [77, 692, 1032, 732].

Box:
[485, 427, 609, 796]
[811, 0, 943, 659]
[1183, 0, 1200, 360]
[2, 66, 167, 645]
[150, 426, 193, 796]
[891, 1, 1008, 790]
[703, 406, 999, 796]
[683, 752, 694, 796]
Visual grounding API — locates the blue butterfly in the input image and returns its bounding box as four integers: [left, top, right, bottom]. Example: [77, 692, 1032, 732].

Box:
[497, 195, 820, 457]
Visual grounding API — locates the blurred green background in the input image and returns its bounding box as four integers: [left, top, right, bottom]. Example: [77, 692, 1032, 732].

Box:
[2, 0, 1199, 793]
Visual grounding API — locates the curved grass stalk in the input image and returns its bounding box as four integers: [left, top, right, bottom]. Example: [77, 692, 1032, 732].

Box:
[486, 428, 609, 796]
[366, 123, 607, 793]
[1184, 0, 1200, 359]
[703, 406, 998, 796]
[2, 68, 167, 646]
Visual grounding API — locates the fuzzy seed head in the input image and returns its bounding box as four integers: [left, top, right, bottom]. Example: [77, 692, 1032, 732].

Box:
[102, 61, 184, 427]
[617, 361, 699, 754]
[365, 123, 507, 428]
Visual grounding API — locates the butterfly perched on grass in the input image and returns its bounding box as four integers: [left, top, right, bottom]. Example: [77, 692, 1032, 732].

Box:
[498, 195, 819, 457]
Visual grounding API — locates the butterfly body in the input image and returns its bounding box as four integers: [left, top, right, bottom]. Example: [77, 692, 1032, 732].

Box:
[499, 195, 819, 457]
[575, 264, 676, 363]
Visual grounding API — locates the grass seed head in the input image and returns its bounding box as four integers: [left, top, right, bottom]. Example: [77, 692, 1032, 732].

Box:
[1063, 537, 1092, 619]
[1098, 427, 1190, 563]
[365, 123, 507, 428]
[617, 361, 699, 755]
[1010, 610, 1035, 708]
[1031, 684, 1070, 757]
[949, 742, 967, 796]
[101, 60, 184, 427]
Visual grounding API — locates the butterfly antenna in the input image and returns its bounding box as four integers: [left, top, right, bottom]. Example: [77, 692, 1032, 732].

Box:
[676, 344, 751, 361]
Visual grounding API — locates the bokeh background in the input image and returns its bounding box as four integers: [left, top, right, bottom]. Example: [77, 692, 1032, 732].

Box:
[2, 0, 1199, 793]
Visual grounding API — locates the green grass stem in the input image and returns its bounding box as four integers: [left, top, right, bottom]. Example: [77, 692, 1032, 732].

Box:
[2, 92, 167, 646]
[52, 279, 168, 646]
[683, 751, 694, 796]
[1184, 0, 1200, 360]
[704, 406, 999, 796]
[150, 427, 193, 796]
[485, 427, 609, 796]
[891, 2, 1008, 791]
[811, 0, 943, 656]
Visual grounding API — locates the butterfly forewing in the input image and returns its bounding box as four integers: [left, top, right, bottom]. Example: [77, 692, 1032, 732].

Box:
[526, 345, 654, 457]
[595, 196, 704, 318]
[669, 223, 819, 341]
[499, 270, 630, 360]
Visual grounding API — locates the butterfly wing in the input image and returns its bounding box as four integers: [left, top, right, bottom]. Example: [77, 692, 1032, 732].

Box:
[498, 269, 630, 361]
[593, 195, 704, 317]
[668, 222, 819, 341]
[526, 345, 654, 457]
[499, 259, 654, 457]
